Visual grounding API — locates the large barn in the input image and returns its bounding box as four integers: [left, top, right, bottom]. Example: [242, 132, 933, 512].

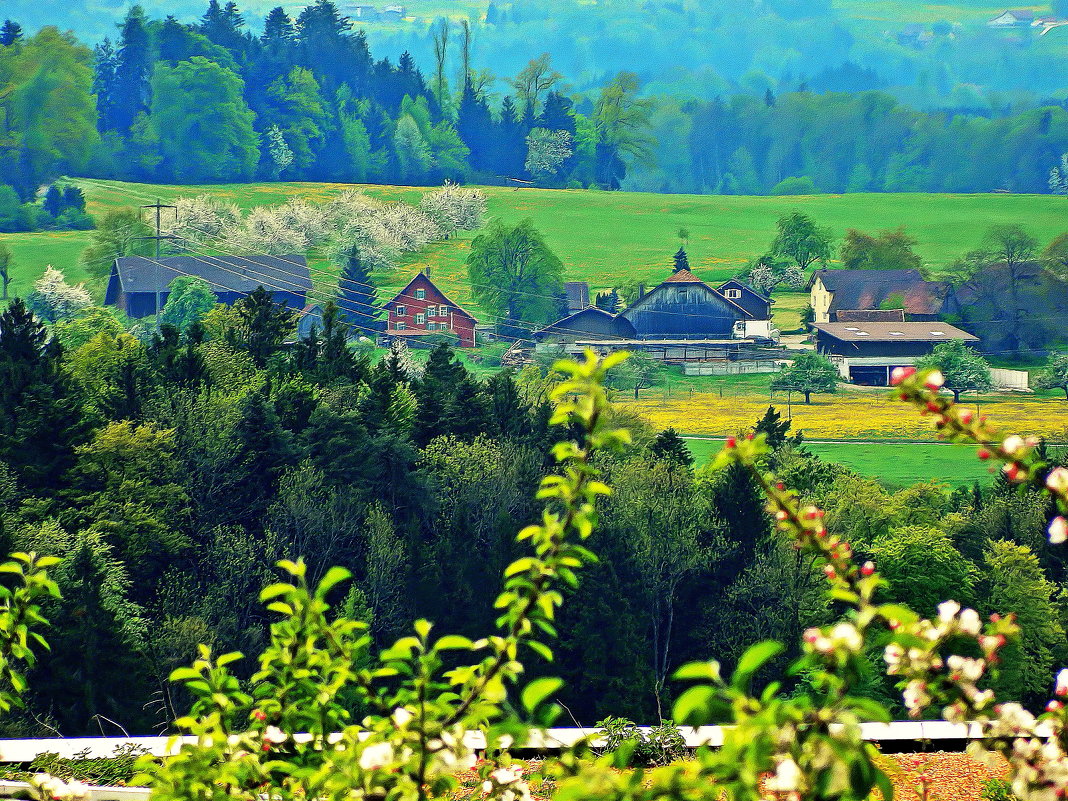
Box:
[105, 254, 311, 318]
[620, 269, 756, 339]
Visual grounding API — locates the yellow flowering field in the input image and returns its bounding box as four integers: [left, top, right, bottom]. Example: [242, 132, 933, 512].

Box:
[619, 391, 1068, 441]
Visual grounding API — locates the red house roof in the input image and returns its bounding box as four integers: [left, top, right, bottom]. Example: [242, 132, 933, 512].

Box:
[386, 272, 478, 323]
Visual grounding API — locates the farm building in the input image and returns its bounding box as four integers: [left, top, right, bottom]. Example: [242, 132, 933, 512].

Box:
[533, 307, 636, 343]
[809, 269, 951, 324]
[988, 9, 1033, 27]
[620, 269, 764, 339]
[716, 278, 773, 320]
[105, 254, 310, 318]
[564, 281, 591, 313]
[813, 321, 979, 386]
[384, 271, 478, 347]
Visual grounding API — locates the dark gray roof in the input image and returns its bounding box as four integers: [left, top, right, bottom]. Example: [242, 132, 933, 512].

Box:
[113, 254, 311, 295]
[564, 281, 590, 312]
[812, 269, 950, 317]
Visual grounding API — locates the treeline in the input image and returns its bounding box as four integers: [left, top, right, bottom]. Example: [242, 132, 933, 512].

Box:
[4, 2, 1068, 196]
[1, 281, 1067, 733]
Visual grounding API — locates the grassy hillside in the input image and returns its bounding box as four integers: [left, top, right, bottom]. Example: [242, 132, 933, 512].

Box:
[18, 179, 1066, 312]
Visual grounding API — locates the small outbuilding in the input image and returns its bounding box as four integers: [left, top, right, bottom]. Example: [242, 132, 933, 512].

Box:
[533, 307, 636, 344]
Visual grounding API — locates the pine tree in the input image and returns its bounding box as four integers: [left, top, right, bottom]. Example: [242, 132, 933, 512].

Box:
[673, 247, 690, 273]
[226, 286, 296, 367]
[229, 389, 294, 526]
[262, 6, 295, 44]
[0, 20, 23, 47]
[62, 186, 86, 212]
[594, 289, 620, 313]
[650, 428, 693, 468]
[337, 244, 380, 334]
[111, 6, 153, 133]
[92, 39, 118, 133]
[0, 300, 85, 489]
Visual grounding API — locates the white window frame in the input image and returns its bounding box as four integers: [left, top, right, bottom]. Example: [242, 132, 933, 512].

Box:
[725, 288, 742, 299]
[415, 288, 426, 300]
[397, 322, 407, 331]
[415, 313, 425, 325]
[427, 305, 438, 317]
[396, 305, 407, 316]
[438, 321, 449, 332]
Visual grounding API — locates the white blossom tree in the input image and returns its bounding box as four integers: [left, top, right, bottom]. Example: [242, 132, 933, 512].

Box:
[24, 266, 92, 323]
[525, 128, 573, 179]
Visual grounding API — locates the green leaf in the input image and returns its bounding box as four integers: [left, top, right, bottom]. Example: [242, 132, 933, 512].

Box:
[732, 640, 784, 689]
[521, 676, 563, 712]
[673, 661, 721, 682]
[434, 635, 474, 651]
[672, 685, 714, 725]
[316, 566, 353, 597]
[259, 583, 293, 602]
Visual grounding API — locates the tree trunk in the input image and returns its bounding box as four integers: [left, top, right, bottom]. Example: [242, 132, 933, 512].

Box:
[0, 275, 6, 301]
[804, 391, 812, 403]
[1063, 386, 1067, 400]
[952, 389, 961, 402]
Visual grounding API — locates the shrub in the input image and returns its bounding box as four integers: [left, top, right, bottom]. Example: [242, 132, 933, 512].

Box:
[596, 717, 687, 767]
[770, 175, 820, 195]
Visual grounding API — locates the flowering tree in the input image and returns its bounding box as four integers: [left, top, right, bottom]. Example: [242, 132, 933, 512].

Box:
[24, 266, 92, 323]
[419, 182, 487, 233]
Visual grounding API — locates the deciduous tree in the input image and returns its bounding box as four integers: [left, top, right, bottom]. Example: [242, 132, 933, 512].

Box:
[770, 351, 838, 403]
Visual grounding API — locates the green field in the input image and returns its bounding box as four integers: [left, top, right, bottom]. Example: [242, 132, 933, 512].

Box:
[685, 437, 994, 488]
[11, 179, 1063, 313]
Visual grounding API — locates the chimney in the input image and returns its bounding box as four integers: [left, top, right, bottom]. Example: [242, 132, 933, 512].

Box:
[637, 283, 646, 300]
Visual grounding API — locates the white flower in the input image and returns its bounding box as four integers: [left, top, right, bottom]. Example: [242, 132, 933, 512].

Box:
[766, 758, 802, 793]
[938, 600, 961, 623]
[1047, 468, 1068, 494]
[392, 707, 413, 726]
[903, 680, 931, 714]
[831, 622, 863, 653]
[1056, 668, 1068, 696]
[491, 766, 523, 786]
[1002, 435, 1026, 455]
[958, 608, 982, 636]
[359, 741, 395, 771]
[264, 725, 287, 744]
[1050, 517, 1068, 545]
[924, 370, 945, 389]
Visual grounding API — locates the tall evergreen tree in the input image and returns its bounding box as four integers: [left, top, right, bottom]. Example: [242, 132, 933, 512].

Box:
[0, 20, 23, 47]
[0, 300, 85, 490]
[261, 6, 295, 45]
[92, 39, 118, 134]
[225, 286, 295, 367]
[673, 247, 690, 273]
[337, 244, 381, 334]
[111, 6, 153, 133]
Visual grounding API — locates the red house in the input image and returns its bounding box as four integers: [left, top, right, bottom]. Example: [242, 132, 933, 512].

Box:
[384, 271, 478, 348]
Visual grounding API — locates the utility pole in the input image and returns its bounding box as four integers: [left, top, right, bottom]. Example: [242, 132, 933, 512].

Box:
[135, 199, 179, 322]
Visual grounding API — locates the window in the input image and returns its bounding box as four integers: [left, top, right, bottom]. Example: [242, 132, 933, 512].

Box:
[889, 331, 904, 336]
[930, 330, 945, 336]
[427, 322, 437, 331]
[440, 306, 450, 316]
[725, 288, 742, 299]
[438, 322, 449, 332]
[397, 322, 407, 331]
[427, 305, 437, 317]
[396, 305, 407, 316]
[415, 313, 425, 325]
[415, 288, 426, 300]
[676, 289, 689, 302]
[855, 331, 870, 336]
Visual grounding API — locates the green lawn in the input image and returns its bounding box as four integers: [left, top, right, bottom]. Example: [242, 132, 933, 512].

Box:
[36, 179, 1068, 311]
[685, 437, 993, 488]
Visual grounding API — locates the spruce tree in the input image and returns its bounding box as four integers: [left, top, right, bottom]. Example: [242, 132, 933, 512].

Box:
[673, 247, 690, 273]
[0, 20, 23, 47]
[262, 6, 295, 44]
[337, 245, 380, 334]
[650, 428, 694, 468]
[111, 6, 153, 133]
[226, 286, 296, 367]
[229, 389, 294, 527]
[92, 39, 118, 133]
[0, 299, 85, 489]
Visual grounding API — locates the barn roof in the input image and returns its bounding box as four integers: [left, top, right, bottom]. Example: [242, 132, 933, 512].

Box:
[634, 269, 755, 319]
[534, 306, 636, 340]
[814, 322, 978, 343]
[113, 254, 311, 295]
[564, 281, 591, 312]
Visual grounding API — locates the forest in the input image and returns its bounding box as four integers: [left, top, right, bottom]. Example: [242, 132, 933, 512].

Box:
[1, 278, 1067, 736]
[3, 1, 1068, 197]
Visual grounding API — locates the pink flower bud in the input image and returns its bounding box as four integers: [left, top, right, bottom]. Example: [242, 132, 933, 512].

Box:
[861, 562, 875, 577]
[923, 370, 945, 390]
[978, 448, 991, 460]
[959, 410, 974, 424]
[890, 366, 917, 386]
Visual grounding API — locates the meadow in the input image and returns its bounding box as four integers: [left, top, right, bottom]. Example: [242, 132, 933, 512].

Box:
[685, 436, 995, 488]
[19, 179, 1065, 314]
